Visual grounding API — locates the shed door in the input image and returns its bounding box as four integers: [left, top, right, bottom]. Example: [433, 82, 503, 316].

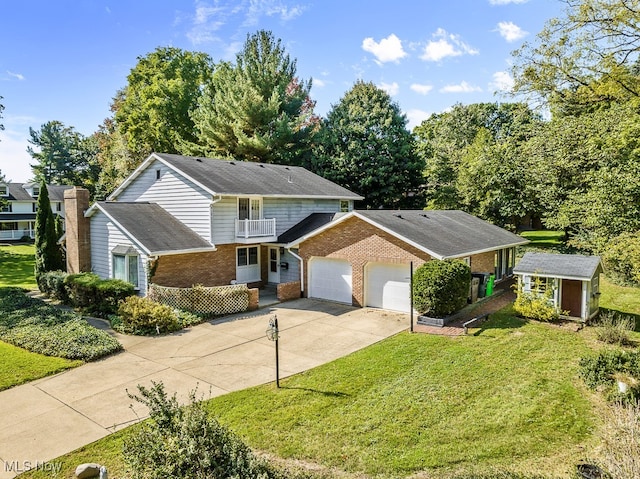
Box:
[561, 279, 582, 318]
[366, 262, 411, 313]
[308, 258, 352, 304]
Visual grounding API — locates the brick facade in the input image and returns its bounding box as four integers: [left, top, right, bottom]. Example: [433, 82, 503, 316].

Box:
[64, 187, 91, 274]
[299, 216, 432, 307]
[277, 281, 301, 302]
[470, 251, 495, 274]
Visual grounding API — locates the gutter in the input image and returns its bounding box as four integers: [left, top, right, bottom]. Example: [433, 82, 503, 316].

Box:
[287, 248, 305, 292]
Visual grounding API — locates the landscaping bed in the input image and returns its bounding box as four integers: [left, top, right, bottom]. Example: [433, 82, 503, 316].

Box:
[0, 287, 122, 361]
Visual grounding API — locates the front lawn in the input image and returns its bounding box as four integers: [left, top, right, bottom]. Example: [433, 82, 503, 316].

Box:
[0, 341, 81, 391]
[0, 243, 36, 289]
[600, 276, 640, 318]
[519, 230, 564, 247]
[21, 306, 600, 478]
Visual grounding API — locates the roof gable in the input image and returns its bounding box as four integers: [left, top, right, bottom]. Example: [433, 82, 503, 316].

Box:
[110, 153, 363, 200]
[92, 202, 214, 256]
[2, 183, 72, 202]
[513, 252, 602, 281]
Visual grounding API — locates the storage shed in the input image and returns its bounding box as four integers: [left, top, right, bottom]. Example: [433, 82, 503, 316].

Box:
[513, 252, 603, 321]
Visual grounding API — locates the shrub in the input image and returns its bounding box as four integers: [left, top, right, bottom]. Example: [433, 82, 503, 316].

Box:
[513, 279, 560, 322]
[412, 259, 470, 318]
[117, 296, 181, 335]
[603, 231, 640, 287]
[64, 273, 134, 316]
[579, 349, 640, 403]
[594, 310, 636, 346]
[124, 381, 283, 479]
[39, 270, 69, 301]
[0, 287, 122, 360]
[599, 402, 640, 479]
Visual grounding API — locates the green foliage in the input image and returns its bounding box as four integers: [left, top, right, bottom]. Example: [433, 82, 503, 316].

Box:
[115, 47, 215, 160]
[594, 310, 636, 346]
[579, 349, 640, 403]
[0, 287, 122, 360]
[38, 270, 69, 301]
[313, 80, 422, 208]
[412, 259, 470, 317]
[188, 30, 317, 166]
[64, 272, 135, 316]
[34, 180, 64, 287]
[116, 296, 180, 335]
[124, 381, 283, 479]
[603, 231, 640, 287]
[513, 279, 560, 322]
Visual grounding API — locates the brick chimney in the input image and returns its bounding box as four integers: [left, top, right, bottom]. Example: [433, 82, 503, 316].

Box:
[64, 187, 91, 273]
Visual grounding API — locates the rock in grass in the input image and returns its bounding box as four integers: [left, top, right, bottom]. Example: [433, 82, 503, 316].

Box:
[75, 463, 101, 479]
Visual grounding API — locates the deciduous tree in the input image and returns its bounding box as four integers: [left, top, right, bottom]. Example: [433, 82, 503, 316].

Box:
[312, 81, 422, 209]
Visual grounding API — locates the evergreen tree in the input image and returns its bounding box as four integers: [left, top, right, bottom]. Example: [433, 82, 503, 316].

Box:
[34, 181, 65, 286]
[187, 30, 318, 165]
[312, 81, 422, 209]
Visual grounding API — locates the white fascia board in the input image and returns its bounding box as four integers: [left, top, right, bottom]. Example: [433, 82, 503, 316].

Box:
[107, 153, 218, 201]
[441, 240, 530, 260]
[284, 212, 356, 248]
[513, 271, 591, 282]
[92, 203, 152, 256]
[149, 246, 217, 257]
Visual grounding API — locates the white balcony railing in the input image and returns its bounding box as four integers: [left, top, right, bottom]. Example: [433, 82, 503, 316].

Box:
[0, 229, 34, 240]
[235, 218, 276, 239]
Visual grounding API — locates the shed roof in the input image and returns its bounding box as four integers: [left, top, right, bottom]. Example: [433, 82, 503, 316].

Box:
[513, 252, 602, 281]
[277, 212, 345, 244]
[286, 209, 528, 259]
[110, 153, 363, 200]
[94, 202, 214, 256]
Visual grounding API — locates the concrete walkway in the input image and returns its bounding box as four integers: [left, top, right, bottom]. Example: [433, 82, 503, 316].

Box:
[0, 299, 408, 478]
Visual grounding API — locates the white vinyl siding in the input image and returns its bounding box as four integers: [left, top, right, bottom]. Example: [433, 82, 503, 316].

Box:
[115, 159, 212, 241]
[279, 249, 300, 284]
[90, 210, 149, 295]
[263, 198, 342, 235]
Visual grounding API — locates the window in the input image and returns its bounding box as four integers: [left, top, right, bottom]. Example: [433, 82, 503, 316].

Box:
[0, 222, 18, 231]
[56, 202, 62, 212]
[155, 169, 161, 180]
[237, 197, 262, 220]
[113, 253, 139, 287]
[0, 203, 11, 213]
[525, 275, 554, 295]
[237, 246, 258, 266]
[32, 186, 39, 197]
[0, 185, 7, 196]
[32, 203, 38, 212]
[340, 200, 350, 212]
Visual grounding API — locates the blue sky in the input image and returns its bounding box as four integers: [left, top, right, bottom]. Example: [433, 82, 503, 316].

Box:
[0, 0, 564, 183]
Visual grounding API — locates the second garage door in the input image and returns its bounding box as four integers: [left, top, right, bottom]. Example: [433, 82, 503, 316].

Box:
[308, 257, 353, 304]
[365, 262, 411, 313]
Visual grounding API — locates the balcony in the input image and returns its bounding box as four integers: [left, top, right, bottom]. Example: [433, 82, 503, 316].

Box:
[0, 229, 34, 241]
[235, 218, 277, 243]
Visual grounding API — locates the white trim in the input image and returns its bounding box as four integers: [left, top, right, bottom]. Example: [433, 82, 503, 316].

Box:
[443, 242, 527, 260]
[513, 271, 595, 282]
[107, 153, 218, 201]
[235, 245, 261, 283]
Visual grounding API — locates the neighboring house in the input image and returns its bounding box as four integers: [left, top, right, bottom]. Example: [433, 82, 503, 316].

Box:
[64, 152, 528, 312]
[0, 182, 71, 241]
[513, 252, 603, 321]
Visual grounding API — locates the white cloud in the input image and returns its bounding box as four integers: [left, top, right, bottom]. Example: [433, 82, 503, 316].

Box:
[378, 81, 399, 96]
[362, 34, 407, 64]
[243, 0, 305, 26]
[489, 0, 528, 4]
[312, 77, 326, 87]
[421, 28, 478, 62]
[496, 21, 528, 42]
[440, 81, 482, 93]
[410, 83, 433, 95]
[406, 109, 431, 130]
[6, 71, 25, 81]
[490, 71, 514, 91]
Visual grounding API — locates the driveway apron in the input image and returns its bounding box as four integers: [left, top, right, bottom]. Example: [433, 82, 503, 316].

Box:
[0, 299, 407, 478]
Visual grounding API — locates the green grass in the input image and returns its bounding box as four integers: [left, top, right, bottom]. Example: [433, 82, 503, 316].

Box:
[519, 230, 564, 248]
[0, 341, 81, 391]
[0, 243, 36, 289]
[21, 307, 601, 479]
[600, 277, 640, 326]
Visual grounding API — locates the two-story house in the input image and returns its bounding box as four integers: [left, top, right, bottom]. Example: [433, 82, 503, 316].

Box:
[0, 182, 71, 241]
[65, 152, 527, 313]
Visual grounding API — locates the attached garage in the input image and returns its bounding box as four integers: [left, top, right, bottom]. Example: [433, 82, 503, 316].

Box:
[365, 262, 412, 313]
[308, 257, 353, 304]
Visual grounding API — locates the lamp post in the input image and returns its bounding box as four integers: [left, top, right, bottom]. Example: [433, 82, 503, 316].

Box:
[266, 315, 280, 388]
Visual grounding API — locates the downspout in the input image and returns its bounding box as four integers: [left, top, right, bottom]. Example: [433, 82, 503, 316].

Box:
[209, 195, 222, 245]
[287, 247, 304, 292]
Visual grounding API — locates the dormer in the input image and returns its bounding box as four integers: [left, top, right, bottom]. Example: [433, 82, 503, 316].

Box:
[23, 183, 40, 198]
[0, 183, 8, 197]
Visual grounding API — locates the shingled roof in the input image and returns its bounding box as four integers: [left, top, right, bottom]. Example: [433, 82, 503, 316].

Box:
[285, 210, 528, 259]
[514, 252, 602, 281]
[93, 202, 214, 256]
[2, 183, 72, 202]
[111, 153, 363, 200]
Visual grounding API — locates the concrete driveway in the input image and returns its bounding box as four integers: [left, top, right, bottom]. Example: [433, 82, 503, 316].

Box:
[0, 299, 408, 478]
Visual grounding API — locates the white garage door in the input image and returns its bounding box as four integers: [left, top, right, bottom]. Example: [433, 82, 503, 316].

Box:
[366, 262, 411, 313]
[309, 257, 352, 304]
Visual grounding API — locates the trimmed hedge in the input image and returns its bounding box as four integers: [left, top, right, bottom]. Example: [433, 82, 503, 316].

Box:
[38, 270, 69, 302]
[64, 272, 135, 316]
[0, 287, 122, 360]
[413, 259, 471, 318]
[115, 296, 181, 335]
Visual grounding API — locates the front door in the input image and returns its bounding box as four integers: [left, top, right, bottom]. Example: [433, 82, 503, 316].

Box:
[268, 247, 280, 283]
[561, 279, 582, 318]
